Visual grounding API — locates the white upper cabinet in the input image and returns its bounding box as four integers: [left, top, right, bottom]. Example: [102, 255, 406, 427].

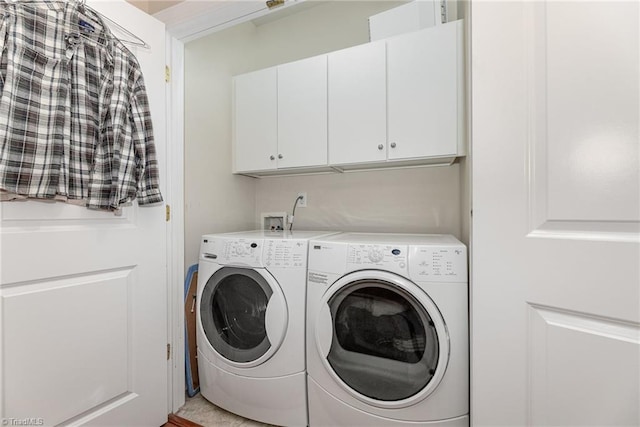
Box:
[277, 55, 328, 169]
[387, 20, 464, 161]
[233, 20, 465, 175]
[233, 67, 278, 173]
[233, 57, 328, 174]
[328, 41, 387, 166]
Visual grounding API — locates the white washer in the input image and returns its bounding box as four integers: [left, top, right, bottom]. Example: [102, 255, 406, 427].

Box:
[197, 230, 337, 427]
[306, 233, 469, 426]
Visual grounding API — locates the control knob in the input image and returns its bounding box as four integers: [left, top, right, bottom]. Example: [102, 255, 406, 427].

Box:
[367, 248, 384, 263]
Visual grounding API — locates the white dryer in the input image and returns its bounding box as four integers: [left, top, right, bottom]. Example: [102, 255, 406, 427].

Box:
[306, 233, 469, 426]
[197, 230, 337, 427]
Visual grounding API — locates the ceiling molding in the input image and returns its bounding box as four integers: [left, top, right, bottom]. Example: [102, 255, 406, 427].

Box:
[154, 0, 308, 43]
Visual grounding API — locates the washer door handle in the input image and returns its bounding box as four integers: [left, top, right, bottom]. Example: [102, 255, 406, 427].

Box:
[317, 303, 333, 358]
[265, 294, 288, 346]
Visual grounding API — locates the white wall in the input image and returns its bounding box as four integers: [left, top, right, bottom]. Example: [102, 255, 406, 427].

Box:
[256, 166, 461, 236]
[459, 1, 470, 246]
[126, 0, 184, 14]
[183, 27, 257, 267]
[184, 0, 467, 266]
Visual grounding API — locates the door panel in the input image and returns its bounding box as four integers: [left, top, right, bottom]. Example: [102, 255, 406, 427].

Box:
[530, 2, 639, 232]
[3, 270, 130, 424]
[0, 2, 168, 426]
[543, 3, 638, 223]
[472, 1, 639, 426]
[529, 305, 640, 426]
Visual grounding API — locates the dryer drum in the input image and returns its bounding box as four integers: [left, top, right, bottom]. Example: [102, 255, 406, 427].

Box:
[327, 280, 440, 402]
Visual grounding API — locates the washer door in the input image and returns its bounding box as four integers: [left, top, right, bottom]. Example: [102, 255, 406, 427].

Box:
[316, 270, 449, 409]
[200, 267, 287, 367]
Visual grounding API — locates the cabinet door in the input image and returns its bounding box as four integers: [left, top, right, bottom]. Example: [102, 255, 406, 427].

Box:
[234, 67, 278, 173]
[277, 56, 328, 169]
[387, 21, 462, 160]
[328, 41, 387, 166]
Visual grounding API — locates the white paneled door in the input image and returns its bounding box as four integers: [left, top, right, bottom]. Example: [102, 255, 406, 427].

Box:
[472, 1, 639, 426]
[0, 2, 168, 426]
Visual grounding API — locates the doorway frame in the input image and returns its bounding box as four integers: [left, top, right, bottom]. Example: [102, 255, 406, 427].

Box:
[162, 0, 312, 411]
[165, 33, 186, 412]
[162, 0, 471, 412]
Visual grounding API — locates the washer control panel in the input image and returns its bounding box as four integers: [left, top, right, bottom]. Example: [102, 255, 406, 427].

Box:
[264, 240, 307, 268]
[347, 244, 408, 276]
[201, 236, 311, 269]
[200, 236, 263, 267]
[210, 238, 262, 266]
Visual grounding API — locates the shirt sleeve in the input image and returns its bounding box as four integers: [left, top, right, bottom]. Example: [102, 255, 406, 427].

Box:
[130, 75, 163, 205]
[0, 9, 7, 96]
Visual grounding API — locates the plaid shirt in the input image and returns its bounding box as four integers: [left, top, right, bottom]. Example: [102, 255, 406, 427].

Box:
[88, 36, 162, 210]
[0, 1, 162, 210]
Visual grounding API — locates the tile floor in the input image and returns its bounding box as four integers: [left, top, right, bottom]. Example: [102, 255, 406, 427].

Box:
[176, 394, 274, 427]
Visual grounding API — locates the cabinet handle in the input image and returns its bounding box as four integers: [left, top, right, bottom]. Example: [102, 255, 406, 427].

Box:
[390, 142, 397, 148]
[377, 144, 384, 150]
[270, 155, 275, 161]
[278, 154, 283, 159]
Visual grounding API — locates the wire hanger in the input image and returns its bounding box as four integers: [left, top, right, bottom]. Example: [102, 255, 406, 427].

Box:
[2, 0, 150, 50]
[77, 0, 150, 49]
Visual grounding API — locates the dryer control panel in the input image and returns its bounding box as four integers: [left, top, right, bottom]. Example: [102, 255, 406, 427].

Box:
[409, 245, 468, 282]
[347, 244, 409, 276]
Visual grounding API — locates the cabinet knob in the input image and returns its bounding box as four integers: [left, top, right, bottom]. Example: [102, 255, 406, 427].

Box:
[278, 154, 283, 159]
[377, 144, 384, 150]
[390, 142, 397, 148]
[270, 155, 275, 161]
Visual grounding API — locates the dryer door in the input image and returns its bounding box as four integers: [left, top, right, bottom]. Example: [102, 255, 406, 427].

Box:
[200, 267, 287, 367]
[315, 270, 449, 409]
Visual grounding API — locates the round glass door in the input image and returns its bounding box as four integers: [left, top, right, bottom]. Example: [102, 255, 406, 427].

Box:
[200, 267, 275, 364]
[321, 273, 448, 407]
